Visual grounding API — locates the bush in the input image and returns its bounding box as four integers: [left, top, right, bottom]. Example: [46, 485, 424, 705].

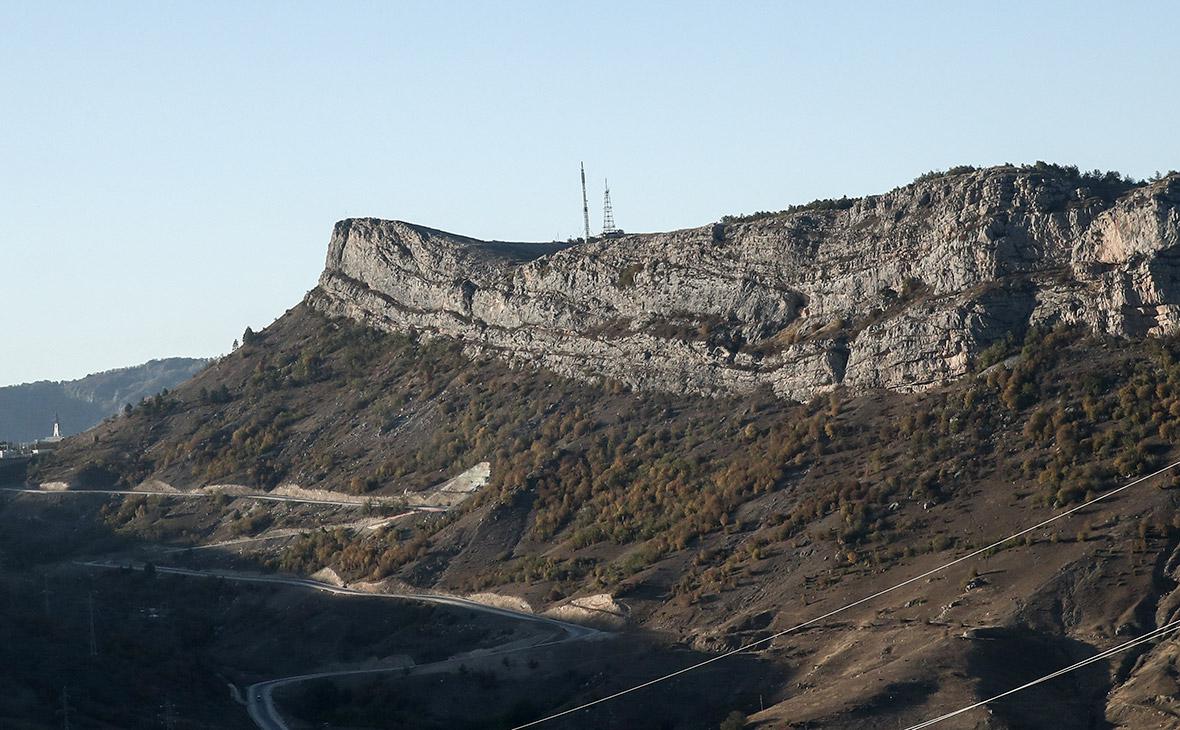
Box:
[721, 196, 856, 224]
[617, 263, 643, 288]
[912, 166, 978, 184]
[720, 711, 747, 730]
[74, 461, 122, 489]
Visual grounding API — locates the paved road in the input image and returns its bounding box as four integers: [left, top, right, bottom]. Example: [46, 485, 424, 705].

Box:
[79, 560, 597, 635]
[246, 636, 575, 730]
[78, 561, 602, 730]
[159, 511, 421, 554]
[0, 486, 447, 510]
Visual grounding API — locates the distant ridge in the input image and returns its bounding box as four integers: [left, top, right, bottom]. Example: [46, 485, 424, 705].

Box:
[0, 357, 208, 441]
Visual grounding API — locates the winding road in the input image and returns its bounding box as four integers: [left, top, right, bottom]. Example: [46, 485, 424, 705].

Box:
[78, 561, 602, 730]
[245, 635, 579, 730]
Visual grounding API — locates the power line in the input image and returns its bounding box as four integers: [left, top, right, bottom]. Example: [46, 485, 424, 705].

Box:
[510, 459, 1180, 728]
[904, 618, 1180, 729]
[61, 686, 70, 730]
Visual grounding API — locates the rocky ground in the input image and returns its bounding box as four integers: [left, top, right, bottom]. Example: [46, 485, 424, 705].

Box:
[313, 165, 1180, 401]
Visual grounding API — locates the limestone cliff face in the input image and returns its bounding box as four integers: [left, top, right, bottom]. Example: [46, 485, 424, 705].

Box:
[309, 167, 1180, 401]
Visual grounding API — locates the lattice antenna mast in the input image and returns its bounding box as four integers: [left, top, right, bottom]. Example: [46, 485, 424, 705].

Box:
[602, 180, 620, 237]
[580, 163, 591, 243]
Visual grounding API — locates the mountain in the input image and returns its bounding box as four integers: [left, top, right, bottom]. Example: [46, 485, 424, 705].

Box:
[25, 163, 1180, 728]
[312, 163, 1180, 400]
[0, 357, 208, 442]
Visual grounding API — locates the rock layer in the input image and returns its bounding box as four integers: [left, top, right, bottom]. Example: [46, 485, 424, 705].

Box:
[309, 166, 1180, 401]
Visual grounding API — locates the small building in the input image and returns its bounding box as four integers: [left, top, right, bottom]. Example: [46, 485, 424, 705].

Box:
[30, 416, 65, 454]
[43, 415, 64, 444]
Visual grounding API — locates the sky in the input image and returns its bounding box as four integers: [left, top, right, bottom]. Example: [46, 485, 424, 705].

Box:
[2, 1, 1178, 386]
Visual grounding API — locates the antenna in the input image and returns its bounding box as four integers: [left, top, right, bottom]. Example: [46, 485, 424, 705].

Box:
[580, 163, 591, 244]
[602, 180, 623, 238]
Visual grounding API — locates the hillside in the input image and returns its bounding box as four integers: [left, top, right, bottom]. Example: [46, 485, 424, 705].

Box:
[0, 357, 208, 442]
[23, 163, 1180, 728]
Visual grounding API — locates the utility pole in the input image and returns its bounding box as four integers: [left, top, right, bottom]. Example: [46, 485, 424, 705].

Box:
[61, 686, 70, 730]
[580, 162, 591, 244]
[87, 592, 97, 658]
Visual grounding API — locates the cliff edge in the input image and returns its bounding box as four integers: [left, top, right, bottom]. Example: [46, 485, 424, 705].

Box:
[310, 165, 1180, 400]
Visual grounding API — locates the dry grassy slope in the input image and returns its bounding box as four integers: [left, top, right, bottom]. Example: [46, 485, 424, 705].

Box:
[39, 304, 505, 495]
[33, 301, 1180, 728]
[409, 343, 1180, 728]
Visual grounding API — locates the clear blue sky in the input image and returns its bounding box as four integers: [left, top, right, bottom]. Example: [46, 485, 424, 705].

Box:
[2, 1, 1177, 386]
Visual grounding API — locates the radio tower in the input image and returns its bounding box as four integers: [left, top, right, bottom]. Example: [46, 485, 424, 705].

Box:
[602, 180, 623, 238]
[580, 162, 591, 244]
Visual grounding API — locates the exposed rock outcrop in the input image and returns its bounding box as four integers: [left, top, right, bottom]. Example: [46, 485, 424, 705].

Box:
[310, 166, 1180, 401]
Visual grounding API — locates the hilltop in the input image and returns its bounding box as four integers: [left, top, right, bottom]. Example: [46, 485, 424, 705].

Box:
[313, 163, 1180, 400]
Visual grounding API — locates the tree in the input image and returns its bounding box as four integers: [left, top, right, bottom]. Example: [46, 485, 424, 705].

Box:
[242, 326, 258, 346]
[720, 711, 747, 730]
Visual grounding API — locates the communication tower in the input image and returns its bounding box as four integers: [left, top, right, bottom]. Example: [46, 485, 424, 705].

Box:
[580, 163, 591, 244]
[602, 180, 623, 238]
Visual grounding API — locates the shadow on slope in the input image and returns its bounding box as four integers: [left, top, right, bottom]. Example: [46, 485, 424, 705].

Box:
[967, 626, 1113, 730]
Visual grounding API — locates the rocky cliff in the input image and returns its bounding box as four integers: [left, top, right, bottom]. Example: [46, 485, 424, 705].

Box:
[310, 165, 1180, 401]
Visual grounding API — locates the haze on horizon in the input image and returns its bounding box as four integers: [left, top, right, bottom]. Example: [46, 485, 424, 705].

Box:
[3, 0, 1177, 387]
